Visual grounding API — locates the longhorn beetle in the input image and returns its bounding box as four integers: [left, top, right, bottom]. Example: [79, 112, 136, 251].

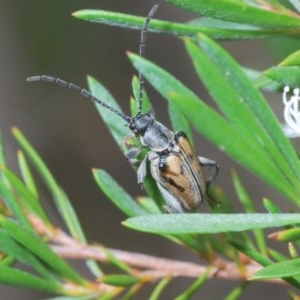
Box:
[27, 4, 219, 213]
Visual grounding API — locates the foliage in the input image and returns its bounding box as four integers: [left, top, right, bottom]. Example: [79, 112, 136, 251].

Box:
[1, 0, 300, 298]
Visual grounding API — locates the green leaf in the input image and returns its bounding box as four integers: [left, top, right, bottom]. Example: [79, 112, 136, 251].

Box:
[123, 213, 300, 235]
[2, 166, 50, 224]
[288, 242, 299, 259]
[278, 49, 300, 66]
[128, 51, 300, 204]
[263, 198, 281, 213]
[264, 66, 300, 87]
[93, 172, 210, 255]
[166, 0, 300, 29]
[92, 169, 147, 217]
[224, 281, 248, 300]
[137, 197, 161, 214]
[101, 274, 140, 287]
[72, 9, 299, 39]
[0, 256, 15, 267]
[104, 248, 133, 274]
[268, 248, 288, 262]
[175, 266, 212, 300]
[149, 278, 171, 300]
[232, 171, 256, 213]
[230, 239, 300, 288]
[85, 259, 102, 278]
[17, 150, 38, 197]
[1, 218, 87, 285]
[227, 238, 300, 288]
[189, 17, 266, 32]
[228, 239, 272, 267]
[0, 265, 60, 293]
[232, 171, 267, 256]
[12, 127, 86, 242]
[168, 102, 194, 147]
[0, 178, 33, 231]
[184, 36, 300, 202]
[0, 229, 56, 281]
[251, 258, 300, 279]
[268, 227, 300, 242]
[87, 75, 130, 144]
[207, 187, 255, 256]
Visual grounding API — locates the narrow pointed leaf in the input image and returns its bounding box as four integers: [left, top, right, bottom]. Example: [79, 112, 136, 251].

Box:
[184, 36, 300, 200]
[93, 172, 208, 255]
[93, 169, 147, 217]
[101, 274, 140, 287]
[73, 10, 300, 39]
[166, 0, 300, 29]
[87, 75, 130, 144]
[168, 102, 193, 147]
[230, 242, 300, 289]
[138, 197, 161, 214]
[0, 266, 60, 293]
[128, 52, 300, 203]
[251, 258, 300, 279]
[227, 239, 300, 288]
[149, 278, 171, 300]
[123, 213, 300, 234]
[12, 127, 86, 242]
[0, 229, 56, 281]
[1, 218, 86, 285]
[268, 249, 288, 262]
[2, 167, 50, 224]
[104, 248, 133, 274]
[192, 35, 300, 183]
[265, 66, 300, 87]
[279, 49, 300, 66]
[288, 243, 299, 258]
[269, 227, 300, 242]
[232, 171, 267, 256]
[263, 198, 281, 213]
[175, 266, 212, 300]
[224, 281, 248, 300]
[0, 179, 33, 231]
[17, 151, 38, 197]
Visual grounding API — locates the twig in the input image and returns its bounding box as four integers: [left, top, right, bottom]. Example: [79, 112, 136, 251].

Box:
[29, 215, 283, 284]
[51, 234, 283, 284]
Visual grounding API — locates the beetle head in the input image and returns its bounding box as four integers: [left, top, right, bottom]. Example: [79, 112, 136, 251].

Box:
[129, 110, 155, 136]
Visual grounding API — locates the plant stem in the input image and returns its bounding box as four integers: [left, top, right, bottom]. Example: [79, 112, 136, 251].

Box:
[29, 215, 284, 285]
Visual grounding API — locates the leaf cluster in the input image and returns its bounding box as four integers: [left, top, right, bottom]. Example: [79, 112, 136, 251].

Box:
[1, 0, 300, 298]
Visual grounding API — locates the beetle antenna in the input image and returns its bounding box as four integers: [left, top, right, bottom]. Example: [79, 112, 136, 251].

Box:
[26, 75, 131, 122]
[137, 4, 159, 117]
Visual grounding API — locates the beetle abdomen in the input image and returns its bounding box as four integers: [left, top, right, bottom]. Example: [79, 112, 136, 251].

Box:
[149, 130, 205, 213]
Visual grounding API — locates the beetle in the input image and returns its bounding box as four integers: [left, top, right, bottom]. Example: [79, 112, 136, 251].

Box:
[27, 4, 219, 213]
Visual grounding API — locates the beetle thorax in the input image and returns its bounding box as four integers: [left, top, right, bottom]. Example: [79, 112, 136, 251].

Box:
[129, 113, 175, 152]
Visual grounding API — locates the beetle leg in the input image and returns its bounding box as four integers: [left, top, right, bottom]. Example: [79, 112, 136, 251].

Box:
[156, 183, 187, 214]
[137, 153, 149, 184]
[121, 134, 136, 151]
[198, 156, 219, 187]
[126, 146, 145, 165]
[122, 134, 146, 164]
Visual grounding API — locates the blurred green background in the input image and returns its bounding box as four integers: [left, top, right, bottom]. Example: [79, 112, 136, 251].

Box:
[0, 0, 295, 298]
